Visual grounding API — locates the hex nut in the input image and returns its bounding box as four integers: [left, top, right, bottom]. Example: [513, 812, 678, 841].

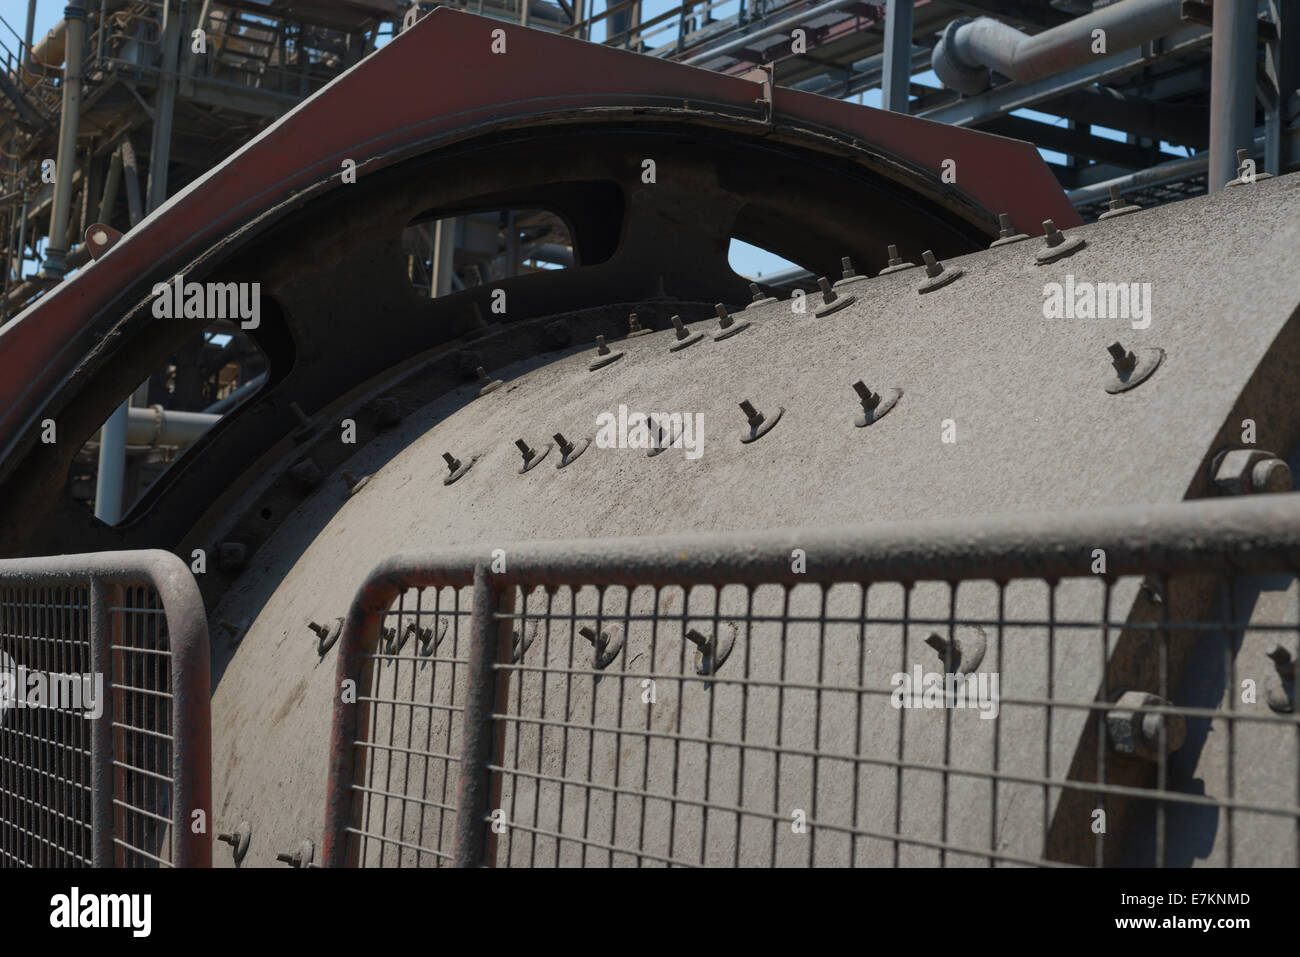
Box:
[1212, 448, 1292, 496]
[1107, 691, 1186, 760]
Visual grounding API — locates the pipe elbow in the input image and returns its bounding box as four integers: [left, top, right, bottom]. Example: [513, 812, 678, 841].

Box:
[932, 18, 996, 96]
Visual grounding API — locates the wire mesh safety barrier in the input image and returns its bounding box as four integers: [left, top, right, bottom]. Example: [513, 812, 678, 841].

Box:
[323, 495, 1300, 867]
[0, 551, 211, 867]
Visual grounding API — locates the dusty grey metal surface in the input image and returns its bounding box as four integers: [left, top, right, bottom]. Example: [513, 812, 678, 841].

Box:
[321, 495, 1300, 868]
[207, 173, 1300, 865]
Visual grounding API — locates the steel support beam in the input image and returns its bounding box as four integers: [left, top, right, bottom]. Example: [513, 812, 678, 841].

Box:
[431, 217, 456, 298]
[921, 22, 1211, 127]
[882, 0, 914, 113]
[146, 0, 184, 212]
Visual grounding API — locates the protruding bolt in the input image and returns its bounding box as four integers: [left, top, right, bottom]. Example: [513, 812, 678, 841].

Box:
[1107, 341, 1137, 374]
[379, 624, 400, 655]
[308, 617, 343, 655]
[738, 398, 783, 442]
[923, 626, 987, 674]
[715, 302, 734, 330]
[577, 624, 624, 672]
[216, 821, 252, 865]
[646, 415, 672, 457]
[879, 244, 918, 275]
[671, 315, 688, 339]
[1212, 447, 1291, 495]
[1266, 643, 1296, 713]
[814, 275, 856, 314]
[595, 335, 611, 355]
[683, 625, 735, 678]
[515, 439, 536, 464]
[851, 379, 900, 427]
[917, 250, 963, 292]
[553, 432, 575, 457]
[341, 470, 368, 495]
[289, 402, 311, 427]
[852, 380, 879, 411]
[925, 634, 956, 665]
[1267, 644, 1296, 678]
[997, 213, 1016, 238]
[1106, 690, 1186, 760]
[276, 839, 315, 868]
[1098, 185, 1142, 220]
[749, 282, 765, 302]
[840, 256, 857, 280]
[1236, 148, 1249, 172]
[441, 451, 473, 485]
[474, 366, 503, 396]
[217, 619, 244, 646]
[626, 310, 654, 336]
[1042, 219, 1064, 247]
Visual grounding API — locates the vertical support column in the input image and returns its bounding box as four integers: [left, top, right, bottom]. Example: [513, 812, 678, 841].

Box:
[882, 0, 914, 114]
[146, 0, 183, 213]
[454, 564, 515, 867]
[41, 3, 88, 278]
[96, 143, 123, 224]
[23, 0, 38, 71]
[1208, 0, 1257, 192]
[430, 217, 456, 297]
[94, 403, 128, 523]
[505, 211, 520, 278]
[89, 578, 114, 867]
[120, 136, 144, 227]
[1263, 0, 1296, 176]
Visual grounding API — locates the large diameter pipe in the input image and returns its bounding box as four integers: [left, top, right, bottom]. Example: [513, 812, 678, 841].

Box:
[96, 405, 220, 448]
[932, 0, 1185, 95]
[42, 3, 87, 278]
[1208, 0, 1257, 192]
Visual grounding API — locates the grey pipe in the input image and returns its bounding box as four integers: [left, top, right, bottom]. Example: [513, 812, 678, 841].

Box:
[41, 3, 87, 278]
[932, 0, 1185, 95]
[1208, 0, 1257, 192]
[202, 373, 266, 414]
[93, 405, 220, 450]
[1067, 135, 1265, 206]
[93, 402, 127, 523]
